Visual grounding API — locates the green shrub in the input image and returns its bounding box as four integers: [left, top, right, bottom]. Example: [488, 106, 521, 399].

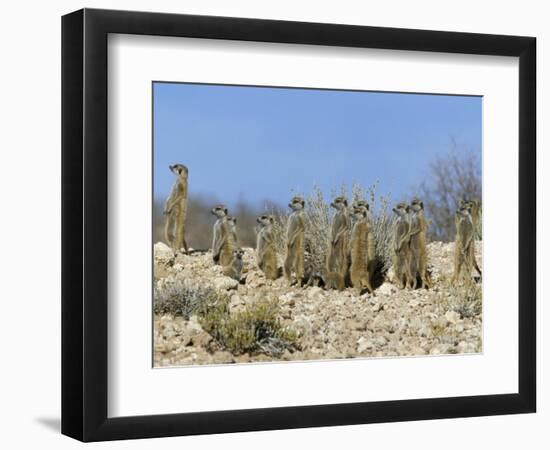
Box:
[199, 297, 298, 356]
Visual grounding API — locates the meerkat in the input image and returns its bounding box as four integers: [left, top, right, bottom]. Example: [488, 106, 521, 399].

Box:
[349, 206, 375, 294]
[211, 204, 235, 266]
[352, 199, 369, 212]
[322, 268, 346, 291]
[458, 199, 481, 235]
[408, 198, 432, 289]
[256, 214, 278, 280]
[304, 266, 344, 291]
[164, 164, 189, 254]
[353, 200, 376, 268]
[392, 202, 414, 289]
[284, 196, 306, 285]
[226, 216, 239, 246]
[451, 204, 476, 285]
[327, 196, 351, 276]
[223, 248, 244, 281]
[457, 199, 482, 277]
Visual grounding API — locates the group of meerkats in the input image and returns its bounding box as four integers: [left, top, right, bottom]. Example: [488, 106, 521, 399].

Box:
[163, 163, 481, 294]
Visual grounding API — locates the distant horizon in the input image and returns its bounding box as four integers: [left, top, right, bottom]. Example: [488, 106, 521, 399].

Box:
[153, 82, 481, 210]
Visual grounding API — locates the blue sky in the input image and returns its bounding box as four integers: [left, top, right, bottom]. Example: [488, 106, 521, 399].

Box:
[153, 82, 481, 208]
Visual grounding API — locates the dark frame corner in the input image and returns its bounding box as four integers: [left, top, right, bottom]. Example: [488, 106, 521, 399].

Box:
[62, 8, 536, 442]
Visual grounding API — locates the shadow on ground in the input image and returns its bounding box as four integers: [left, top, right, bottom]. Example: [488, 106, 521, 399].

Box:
[35, 417, 60, 433]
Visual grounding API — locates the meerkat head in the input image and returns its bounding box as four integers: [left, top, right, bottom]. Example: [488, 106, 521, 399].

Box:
[256, 214, 273, 227]
[169, 164, 188, 178]
[233, 248, 244, 260]
[211, 204, 228, 218]
[392, 202, 409, 217]
[410, 197, 424, 212]
[226, 216, 237, 227]
[353, 199, 370, 214]
[458, 198, 473, 210]
[330, 196, 348, 211]
[351, 205, 367, 221]
[456, 205, 472, 220]
[288, 196, 305, 212]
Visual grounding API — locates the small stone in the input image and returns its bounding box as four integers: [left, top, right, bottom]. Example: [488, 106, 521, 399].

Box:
[212, 277, 239, 291]
[211, 351, 234, 364]
[376, 282, 395, 296]
[371, 303, 383, 313]
[190, 331, 212, 348]
[307, 287, 324, 300]
[445, 310, 461, 324]
[357, 337, 374, 353]
[154, 242, 175, 263]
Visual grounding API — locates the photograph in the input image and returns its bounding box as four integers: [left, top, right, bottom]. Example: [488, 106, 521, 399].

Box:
[152, 82, 483, 367]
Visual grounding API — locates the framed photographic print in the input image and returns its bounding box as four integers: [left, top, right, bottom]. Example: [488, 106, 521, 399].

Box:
[61, 8, 536, 442]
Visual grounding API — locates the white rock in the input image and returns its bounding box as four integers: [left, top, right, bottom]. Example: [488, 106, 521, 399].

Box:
[154, 242, 174, 263]
[445, 310, 461, 324]
[307, 287, 324, 300]
[376, 282, 396, 296]
[371, 303, 383, 313]
[187, 315, 204, 333]
[212, 277, 239, 291]
[357, 337, 374, 353]
[279, 293, 296, 303]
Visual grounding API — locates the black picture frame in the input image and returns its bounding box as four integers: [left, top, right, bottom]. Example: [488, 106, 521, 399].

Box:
[61, 8, 536, 442]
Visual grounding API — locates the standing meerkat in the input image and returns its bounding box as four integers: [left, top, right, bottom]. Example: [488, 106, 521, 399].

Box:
[408, 198, 432, 289]
[458, 199, 481, 236]
[223, 248, 245, 281]
[451, 204, 476, 285]
[284, 196, 306, 285]
[327, 196, 351, 276]
[226, 216, 239, 246]
[164, 164, 189, 254]
[256, 215, 278, 280]
[210, 204, 235, 266]
[349, 206, 375, 295]
[352, 200, 375, 269]
[392, 202, 414, 289]
[458, 198, 482, 277]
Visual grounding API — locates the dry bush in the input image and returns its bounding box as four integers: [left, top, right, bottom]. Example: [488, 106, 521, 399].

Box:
[153, 280, 227, 319]
[199, 297, 298, 356]
[417, 147, 482, 242]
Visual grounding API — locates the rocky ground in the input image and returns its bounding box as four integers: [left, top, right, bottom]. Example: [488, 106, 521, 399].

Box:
[153, 241, 482, 367]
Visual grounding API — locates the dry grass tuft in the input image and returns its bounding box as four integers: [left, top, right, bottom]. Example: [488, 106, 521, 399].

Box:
[445, 282, 482, 319]
[153, 280, 226, 319]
